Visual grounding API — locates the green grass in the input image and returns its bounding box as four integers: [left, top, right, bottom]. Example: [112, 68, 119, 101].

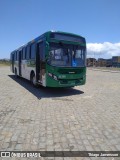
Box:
[0, 62, 10, 66]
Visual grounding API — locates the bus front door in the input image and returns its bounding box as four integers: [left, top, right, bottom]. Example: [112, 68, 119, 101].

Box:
[36, 42, 45, 84]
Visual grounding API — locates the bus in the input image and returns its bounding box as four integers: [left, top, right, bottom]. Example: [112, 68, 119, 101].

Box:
[10, 31, 86, 87]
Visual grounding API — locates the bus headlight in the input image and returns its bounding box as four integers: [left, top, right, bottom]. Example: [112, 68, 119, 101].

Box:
[48, 72, 52, 77]
[48, 72, 58, 81]
[53, 75, 58, 81]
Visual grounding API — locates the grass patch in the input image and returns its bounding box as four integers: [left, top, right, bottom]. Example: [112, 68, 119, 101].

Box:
[0, 62, 10, 66]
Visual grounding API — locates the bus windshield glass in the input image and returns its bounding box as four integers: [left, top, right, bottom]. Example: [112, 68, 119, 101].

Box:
[48, 43, 86, 67]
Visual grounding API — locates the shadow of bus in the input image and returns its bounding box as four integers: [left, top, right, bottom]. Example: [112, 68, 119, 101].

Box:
[8, 75, 84, 99]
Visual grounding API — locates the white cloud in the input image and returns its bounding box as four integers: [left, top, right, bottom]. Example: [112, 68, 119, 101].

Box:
[87, 42, 120, 58]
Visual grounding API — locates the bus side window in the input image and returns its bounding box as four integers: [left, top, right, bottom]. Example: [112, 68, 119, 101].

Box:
[25, 47, 27, 59]
[21, 49, 23, 60]
[39, 42, 45, 61]
[13, 52, 15, 61]
[26, 45, 31, 60]
[31, 43, 36, 59]
[29, 45, 31, 59]
[15, 52, 17, 61]
[14, 52, 16, 61]
[16, 51, 17, 61]
[17, 51, 19, 61]
[23, 47, 26, 60]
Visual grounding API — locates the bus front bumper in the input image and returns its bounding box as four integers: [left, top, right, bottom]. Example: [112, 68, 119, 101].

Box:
[46, 75, 86, 87]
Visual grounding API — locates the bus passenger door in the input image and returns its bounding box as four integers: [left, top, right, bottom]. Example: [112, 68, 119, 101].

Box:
[36, 42, 45, 84]
[18, 51, 22, 76]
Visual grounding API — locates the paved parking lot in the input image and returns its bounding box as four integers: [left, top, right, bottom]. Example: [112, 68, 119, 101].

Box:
[0, 66, 120, 160]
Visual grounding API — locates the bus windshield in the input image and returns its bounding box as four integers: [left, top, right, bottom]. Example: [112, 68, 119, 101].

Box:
[48, 42, 86, 67]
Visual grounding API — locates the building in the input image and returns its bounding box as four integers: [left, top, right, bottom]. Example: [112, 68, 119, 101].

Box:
[87, 56, 120, 67]
[87, 58, 97, 67]
[97, 58, 107, 67]
[112, 56, 120, 67]
[106, 59, 112, 67]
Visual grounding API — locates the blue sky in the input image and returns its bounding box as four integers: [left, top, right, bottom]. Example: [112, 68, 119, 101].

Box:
[0, 0, 120, 59]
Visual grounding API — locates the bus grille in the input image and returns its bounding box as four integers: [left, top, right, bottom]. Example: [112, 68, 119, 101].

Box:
[58, 68, 84, 74]
[59, 78, 83, 84]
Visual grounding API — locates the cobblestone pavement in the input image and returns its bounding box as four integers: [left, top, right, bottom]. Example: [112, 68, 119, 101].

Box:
[0, 66, 120, 160]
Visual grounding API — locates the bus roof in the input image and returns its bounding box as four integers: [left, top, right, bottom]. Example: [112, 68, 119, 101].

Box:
[11, 31, 85, 53]
[48, 31, 85, 38]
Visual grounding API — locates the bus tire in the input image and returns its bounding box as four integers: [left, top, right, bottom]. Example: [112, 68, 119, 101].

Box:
[30, 72, 37, 87]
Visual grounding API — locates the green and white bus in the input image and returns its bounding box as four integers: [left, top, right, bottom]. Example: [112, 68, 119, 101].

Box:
[10, 31, 86, 87]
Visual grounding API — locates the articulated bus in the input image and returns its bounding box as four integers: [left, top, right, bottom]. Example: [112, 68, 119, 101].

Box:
[10, 31, 86, 87]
